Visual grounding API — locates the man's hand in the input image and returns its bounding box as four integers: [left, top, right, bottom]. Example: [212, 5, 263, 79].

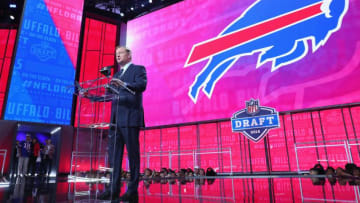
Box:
[110, 78, 125, 87]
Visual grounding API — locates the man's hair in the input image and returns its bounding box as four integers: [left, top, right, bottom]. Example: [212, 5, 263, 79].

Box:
[115, 45, 131, 55]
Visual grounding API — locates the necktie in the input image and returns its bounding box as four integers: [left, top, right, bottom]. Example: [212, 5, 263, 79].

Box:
[120, 68, 126, 77]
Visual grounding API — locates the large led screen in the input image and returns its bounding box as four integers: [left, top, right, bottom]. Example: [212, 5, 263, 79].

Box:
[4, 0, 84, 124]
[127, 0, 360, 127]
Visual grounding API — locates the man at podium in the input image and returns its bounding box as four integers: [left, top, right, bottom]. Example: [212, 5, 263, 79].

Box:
[100, 46, 147, 201]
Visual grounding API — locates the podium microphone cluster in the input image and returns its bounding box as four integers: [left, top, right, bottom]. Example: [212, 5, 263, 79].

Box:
[100, 66, 113, 77]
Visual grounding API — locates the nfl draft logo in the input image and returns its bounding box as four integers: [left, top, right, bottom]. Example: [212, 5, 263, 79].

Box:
[231, 99, 280, 142]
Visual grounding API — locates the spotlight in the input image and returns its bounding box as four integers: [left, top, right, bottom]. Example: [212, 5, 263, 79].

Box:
[149, 0, 152, 3]
[120, 12, 124, 17]
[130, 7, 134, 11]
[9, 4, 16, 8]
[51, 127, 61, 134]
[141, 4, 144, 7]
[9, 15, 15, 20]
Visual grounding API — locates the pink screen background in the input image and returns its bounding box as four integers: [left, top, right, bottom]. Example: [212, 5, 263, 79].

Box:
[127, 0, 360, 127]
[0, 29, 17, 117]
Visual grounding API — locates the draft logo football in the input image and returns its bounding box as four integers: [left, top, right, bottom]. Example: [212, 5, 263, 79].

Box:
[231, 99, 280, 142]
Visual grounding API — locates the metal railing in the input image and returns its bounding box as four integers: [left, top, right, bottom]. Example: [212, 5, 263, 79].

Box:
[142, 148, 233, 174]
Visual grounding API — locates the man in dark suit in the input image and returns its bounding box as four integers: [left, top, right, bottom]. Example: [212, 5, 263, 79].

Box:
[100, 46, 147, 201]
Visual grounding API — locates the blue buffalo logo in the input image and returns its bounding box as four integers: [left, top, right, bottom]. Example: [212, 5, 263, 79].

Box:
[231, 99, 280, 142]
[185, 0, 349, 103]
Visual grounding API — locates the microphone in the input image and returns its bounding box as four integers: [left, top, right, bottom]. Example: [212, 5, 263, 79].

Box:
[100, 66, 113, 76]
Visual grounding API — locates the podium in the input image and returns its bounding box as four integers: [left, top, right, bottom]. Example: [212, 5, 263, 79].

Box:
[70, 77, 118, 181]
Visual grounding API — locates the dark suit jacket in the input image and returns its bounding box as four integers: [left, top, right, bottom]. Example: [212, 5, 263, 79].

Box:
[111, 64, 147, 128]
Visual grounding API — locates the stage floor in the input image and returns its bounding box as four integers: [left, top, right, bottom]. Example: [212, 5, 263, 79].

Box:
[1, 175, 359, 202]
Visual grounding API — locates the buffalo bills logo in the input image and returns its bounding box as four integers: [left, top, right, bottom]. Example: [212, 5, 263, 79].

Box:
[185, 0, 349, 103]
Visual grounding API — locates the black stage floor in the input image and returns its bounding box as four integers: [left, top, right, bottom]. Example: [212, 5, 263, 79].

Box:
[1, 175, 359, 202]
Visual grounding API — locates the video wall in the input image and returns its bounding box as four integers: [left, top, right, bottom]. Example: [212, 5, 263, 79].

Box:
[74, 18, 117, 127]
[4, 0, 84, 124]
[0, 29, 17, 117]
[127, 0, 360, 127]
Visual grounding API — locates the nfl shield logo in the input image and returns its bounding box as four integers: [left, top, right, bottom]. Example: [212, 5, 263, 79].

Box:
[246, 99, 259, 114]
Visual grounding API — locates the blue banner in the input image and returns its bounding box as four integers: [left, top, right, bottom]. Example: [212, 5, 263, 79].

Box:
[231, 114, 279, 131]
[4, 0, 83, 124]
